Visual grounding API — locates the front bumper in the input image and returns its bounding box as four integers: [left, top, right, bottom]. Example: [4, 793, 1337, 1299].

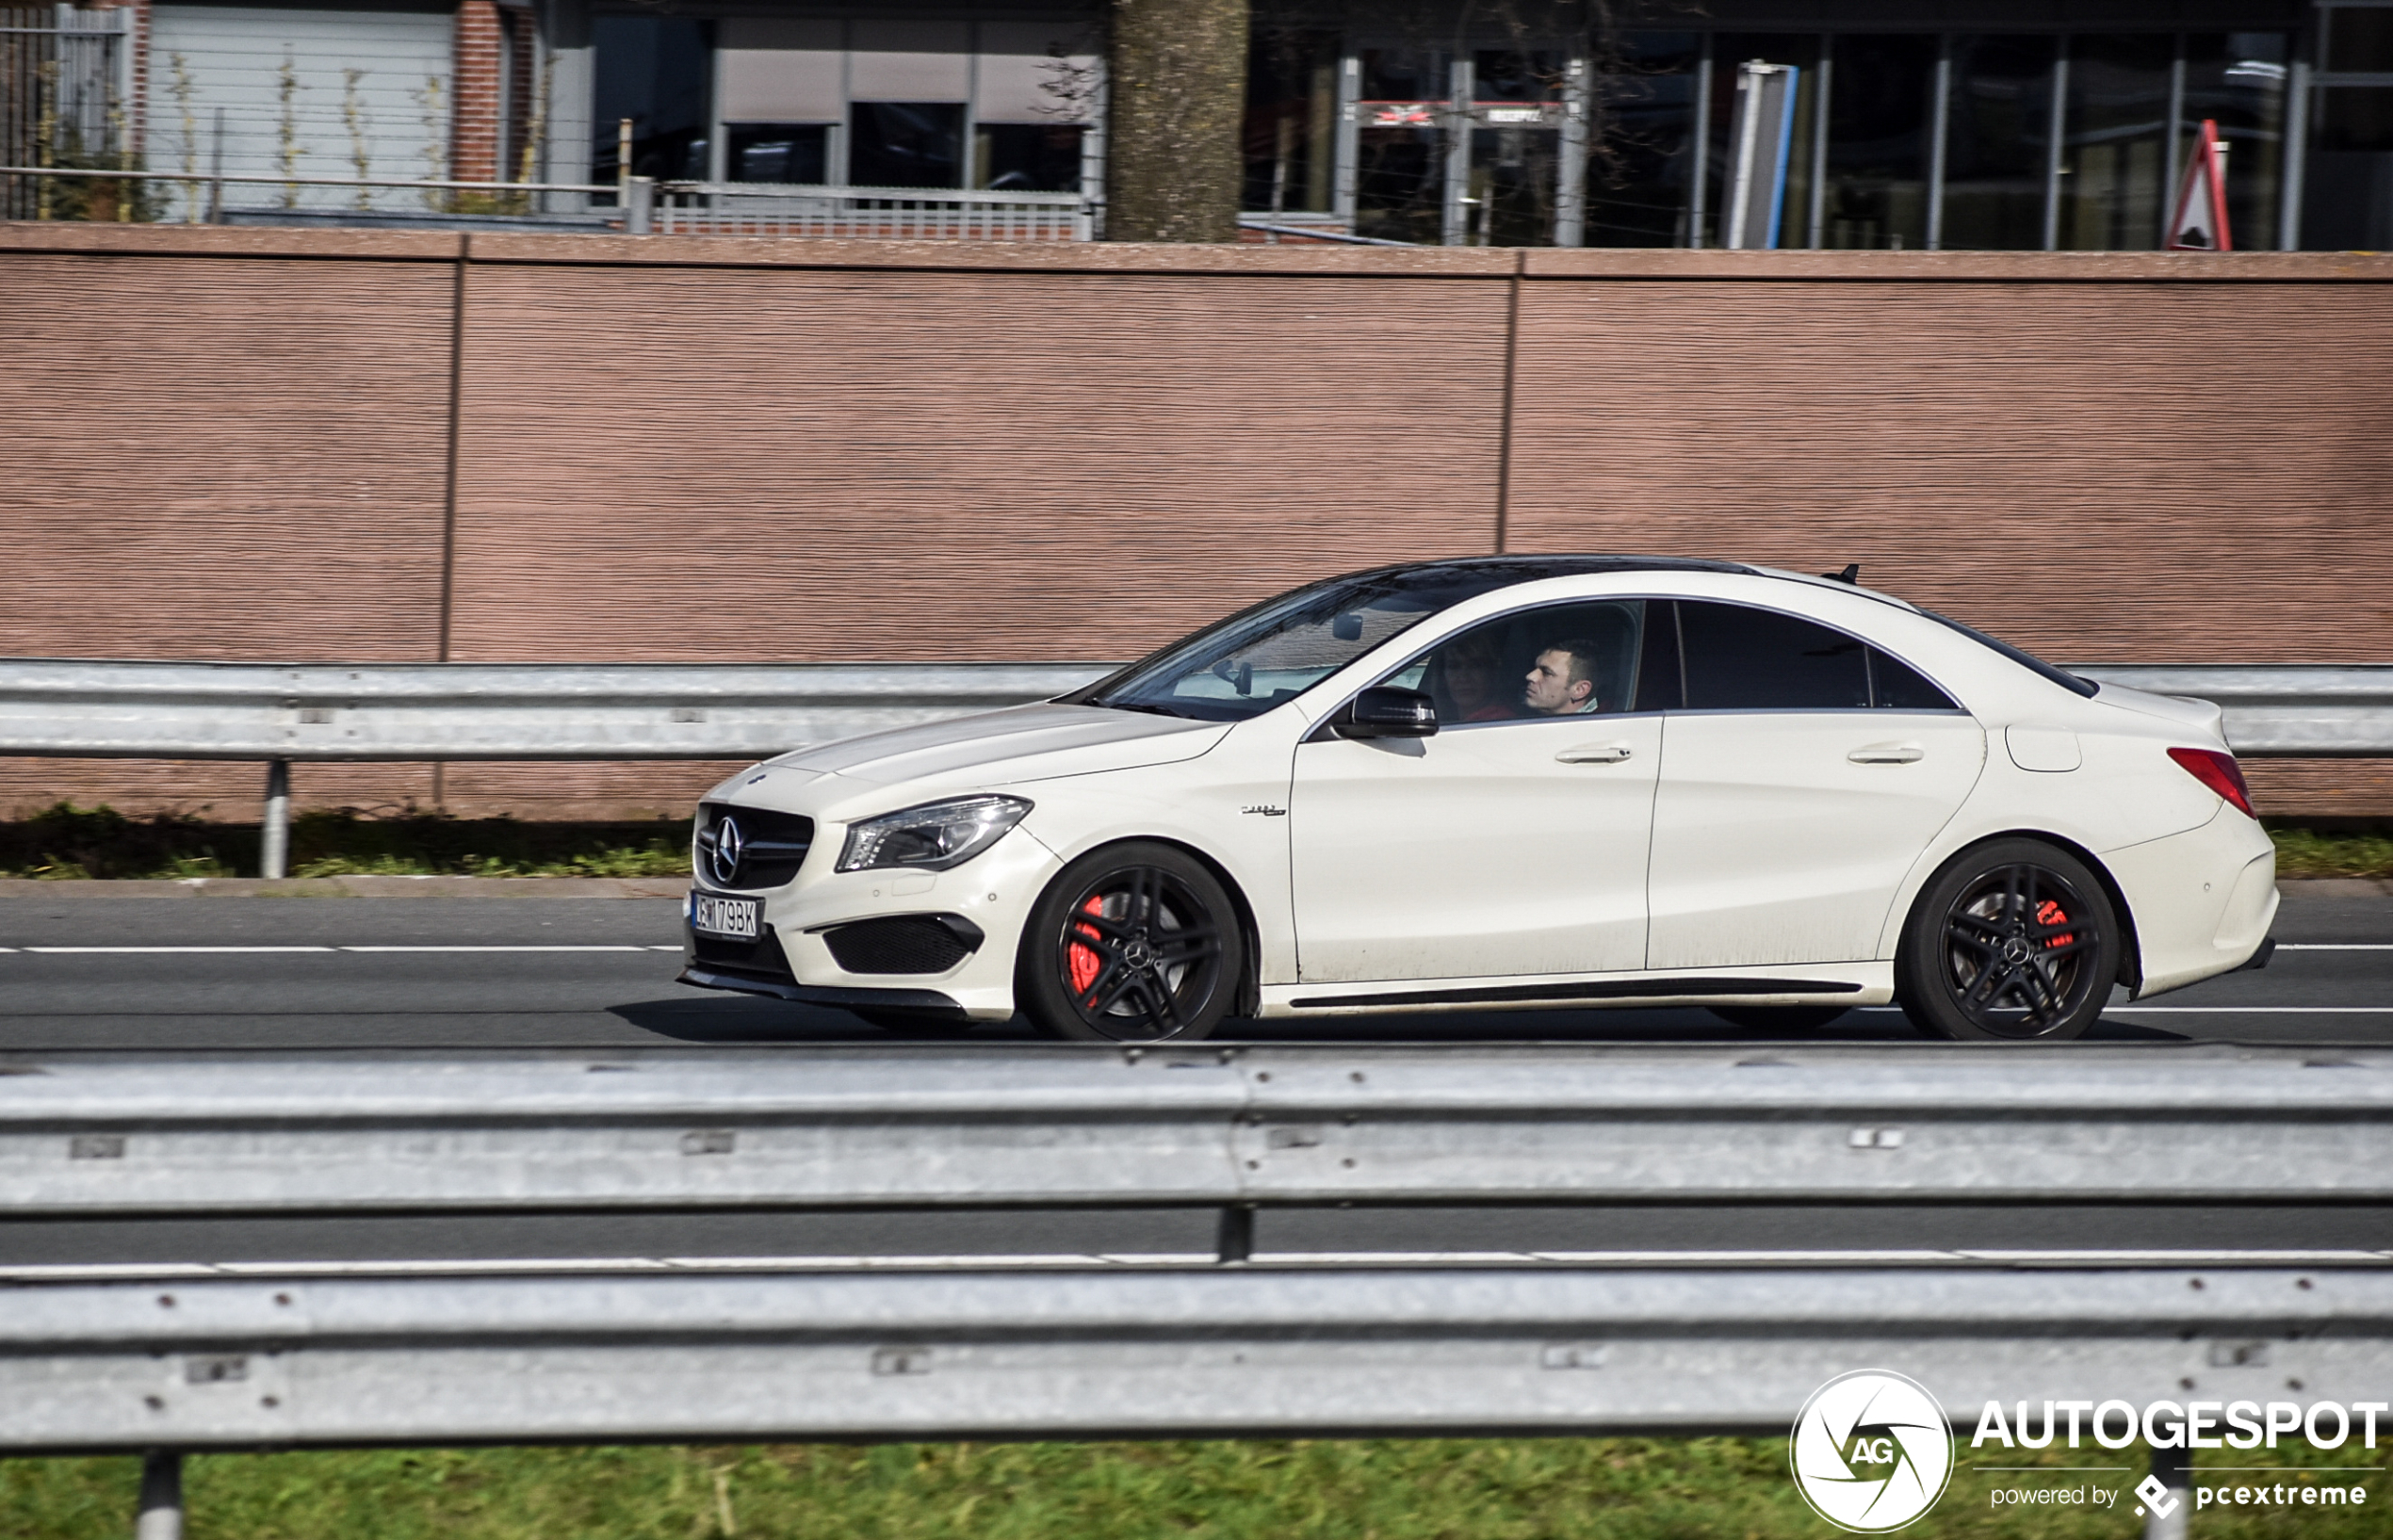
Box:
[677, 829, 1060, 1021]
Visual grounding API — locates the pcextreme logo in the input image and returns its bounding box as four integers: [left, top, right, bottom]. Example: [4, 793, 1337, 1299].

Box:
[1789, 1370, 1956, 1532]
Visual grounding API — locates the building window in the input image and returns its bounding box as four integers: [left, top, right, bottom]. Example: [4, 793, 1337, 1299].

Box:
[592, 16, 713, 187]
[1245, 29, 1338, 214]
[1586, 33, 1700, 248]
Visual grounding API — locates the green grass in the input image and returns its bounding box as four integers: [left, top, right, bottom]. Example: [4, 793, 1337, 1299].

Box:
[0, 1439, 2381, 1539]
[0, 802, 690, 881]
[2266, 824, 2393, 881]
[1, 802, 2386, 883]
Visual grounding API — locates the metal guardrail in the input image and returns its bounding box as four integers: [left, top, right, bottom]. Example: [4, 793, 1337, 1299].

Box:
[2074, 665, 2393, 756]
[7, 1046, 2393, 1216]
[8, 1267, 2383, 1451]
[0, 657, 2385, 876]
[3, 1045, 2388, 1540]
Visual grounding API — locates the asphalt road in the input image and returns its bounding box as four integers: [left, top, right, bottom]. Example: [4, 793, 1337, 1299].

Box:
[0, 888, 2382, 1052]
[2, 889, 2385, 1273]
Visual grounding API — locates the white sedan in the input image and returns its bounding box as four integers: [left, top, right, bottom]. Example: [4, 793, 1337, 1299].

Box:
[680, 558, 2276, 1044]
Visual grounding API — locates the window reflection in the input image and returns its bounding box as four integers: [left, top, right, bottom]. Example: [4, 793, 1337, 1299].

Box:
[850, 102, 963, 188]
[1942, 35, 2054, 250]
[2307, 86, 2393, 250]
[1825, 34, 1935, 249]
[2061, 35, 2173, 251]
[726, 123, 827, 184]
[975, 124, 1083, 190]
[1586, 32, 1699, 248]
[1244, 29, 1339, 213]
[1355, 48, 1447, 243]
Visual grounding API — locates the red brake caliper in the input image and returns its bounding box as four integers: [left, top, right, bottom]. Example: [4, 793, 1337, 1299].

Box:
[1067, 896, 1106, 997]
[2036, 898, 2074, 949]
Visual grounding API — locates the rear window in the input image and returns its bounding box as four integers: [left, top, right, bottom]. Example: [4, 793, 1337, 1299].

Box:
[1921, 609, 2098, 698]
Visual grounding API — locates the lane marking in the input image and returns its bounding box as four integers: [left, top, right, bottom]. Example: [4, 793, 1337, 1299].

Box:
[23, 946, 335, 954]
[2104, 1006, 2393, 1013]
[336, 946, 652, 953]
[10, 945, 666, 955]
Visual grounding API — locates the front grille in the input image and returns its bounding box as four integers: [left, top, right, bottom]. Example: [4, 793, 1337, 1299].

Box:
[822, 914, 983, 976]
[693, 802, 813, 891]
[690, 924, 797, 985]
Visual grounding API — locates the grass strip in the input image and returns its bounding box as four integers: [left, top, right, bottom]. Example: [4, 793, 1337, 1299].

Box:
[1, 802, 2388, 883]
[1, 1439, 2382, 1539]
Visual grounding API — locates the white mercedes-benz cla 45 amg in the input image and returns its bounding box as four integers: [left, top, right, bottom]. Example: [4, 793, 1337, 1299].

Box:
[680, 557, 2276, 1044]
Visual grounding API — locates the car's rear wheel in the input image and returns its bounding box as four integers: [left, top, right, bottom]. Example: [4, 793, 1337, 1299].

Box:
[1707, 1005, 1851, 1031]
[1896, 839, 2121, 1043]
[1017, 842, 1242, 1044]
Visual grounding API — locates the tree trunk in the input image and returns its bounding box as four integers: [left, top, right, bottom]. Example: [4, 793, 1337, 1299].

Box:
[1105, 0, 1248, 241]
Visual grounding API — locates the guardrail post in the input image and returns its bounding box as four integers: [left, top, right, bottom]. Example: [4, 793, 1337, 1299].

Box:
[135, 1451, 182, 1540]
[625, 176, 655, 235]
[2143, 1446, 2190, 1540]
[260, 757, 290, 880]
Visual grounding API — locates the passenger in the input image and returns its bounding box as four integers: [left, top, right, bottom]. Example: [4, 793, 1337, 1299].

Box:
[1523, 640, 1603, 715]
[1436, 633, 1513, 722]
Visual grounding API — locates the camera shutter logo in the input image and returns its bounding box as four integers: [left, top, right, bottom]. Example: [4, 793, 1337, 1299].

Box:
[1789, 1370, 1954, 1532]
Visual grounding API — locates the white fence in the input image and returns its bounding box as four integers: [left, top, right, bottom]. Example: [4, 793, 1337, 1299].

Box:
[658, 180, 1090, 240]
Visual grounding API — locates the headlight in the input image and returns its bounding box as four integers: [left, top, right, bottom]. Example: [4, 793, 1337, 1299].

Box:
[836, 795, 1032, 873]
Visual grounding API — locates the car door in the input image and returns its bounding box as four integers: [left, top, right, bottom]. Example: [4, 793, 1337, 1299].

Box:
[1645, 599, 1986, 970]
[1289, 599, 1667, 984]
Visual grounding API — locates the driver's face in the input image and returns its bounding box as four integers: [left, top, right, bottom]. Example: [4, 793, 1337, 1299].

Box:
[1523, 649, 1588, 714]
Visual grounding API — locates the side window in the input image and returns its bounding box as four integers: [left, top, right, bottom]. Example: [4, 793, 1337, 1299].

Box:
[1869, 648, 1961, 711]
[1677, 601, 1871, 710]
[1392, 601, 1650, 722]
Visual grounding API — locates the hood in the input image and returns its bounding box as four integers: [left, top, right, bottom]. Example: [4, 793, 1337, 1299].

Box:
[772, 702, 1228, 788]
[2093, 682, 2228, 743]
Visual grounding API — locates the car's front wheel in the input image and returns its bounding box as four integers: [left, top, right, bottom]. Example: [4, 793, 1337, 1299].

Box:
[1896, 838, 2121, 1043]
[1017, 842, 1243, 1044]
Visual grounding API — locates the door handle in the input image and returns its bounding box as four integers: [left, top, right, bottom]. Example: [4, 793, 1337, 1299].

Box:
[1555, 743, 1634, 764]
[1848, 743, 1925, 764]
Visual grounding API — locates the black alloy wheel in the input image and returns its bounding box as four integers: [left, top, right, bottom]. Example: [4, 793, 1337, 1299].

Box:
[1707, 1005, 1851, 1032]
[1017, 842, 1242, 1043]
[1896, 838, 2122, 1043]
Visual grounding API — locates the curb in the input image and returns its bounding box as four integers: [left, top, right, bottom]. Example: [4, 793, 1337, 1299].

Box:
[0, 876, 691, 900]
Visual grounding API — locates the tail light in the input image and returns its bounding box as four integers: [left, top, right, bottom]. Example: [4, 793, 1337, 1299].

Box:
[2168, 747, 2255, 819]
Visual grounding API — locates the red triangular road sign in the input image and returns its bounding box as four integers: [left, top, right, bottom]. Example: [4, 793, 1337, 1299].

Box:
[2166, 119, 2232, 251]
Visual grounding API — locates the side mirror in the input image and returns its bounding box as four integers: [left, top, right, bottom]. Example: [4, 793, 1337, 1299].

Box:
[1335, 686, 1439, 739]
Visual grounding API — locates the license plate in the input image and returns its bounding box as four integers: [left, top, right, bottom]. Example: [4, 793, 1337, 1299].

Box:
[691, 892, 761, 941]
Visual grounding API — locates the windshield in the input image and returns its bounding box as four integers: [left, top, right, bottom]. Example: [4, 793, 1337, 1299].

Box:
[1069, 568, 1531, 721]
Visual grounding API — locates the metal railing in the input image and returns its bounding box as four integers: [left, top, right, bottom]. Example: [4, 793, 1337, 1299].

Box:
[9, 1045, 2393, 1218]
[0, 658, 2385, 875]
[0, 5, 129, 221]
[4, 1044, 2389, 1540]
[657, 180, 1091, 240]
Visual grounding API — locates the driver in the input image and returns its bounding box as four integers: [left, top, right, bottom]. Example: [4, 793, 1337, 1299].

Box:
[1522, 640, 1603, 716]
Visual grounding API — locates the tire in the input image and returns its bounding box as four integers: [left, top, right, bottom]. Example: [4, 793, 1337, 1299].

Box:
[1707, 1005, 1851, 1031]
[1017, 841, 1243, 1044]
[1895, 838, 2122, 1043]
[851, 1009, 976, 1035]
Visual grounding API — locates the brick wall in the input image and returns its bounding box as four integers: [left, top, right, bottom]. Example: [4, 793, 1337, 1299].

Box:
[0, 224, 2386, 819]
[449, 0, 503, 184]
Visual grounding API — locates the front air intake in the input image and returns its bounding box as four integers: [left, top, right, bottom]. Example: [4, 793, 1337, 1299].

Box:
[821, 915, 985, 975]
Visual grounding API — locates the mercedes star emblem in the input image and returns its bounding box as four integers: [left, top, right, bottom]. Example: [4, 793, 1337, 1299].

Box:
[710, 815, 745, 884]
